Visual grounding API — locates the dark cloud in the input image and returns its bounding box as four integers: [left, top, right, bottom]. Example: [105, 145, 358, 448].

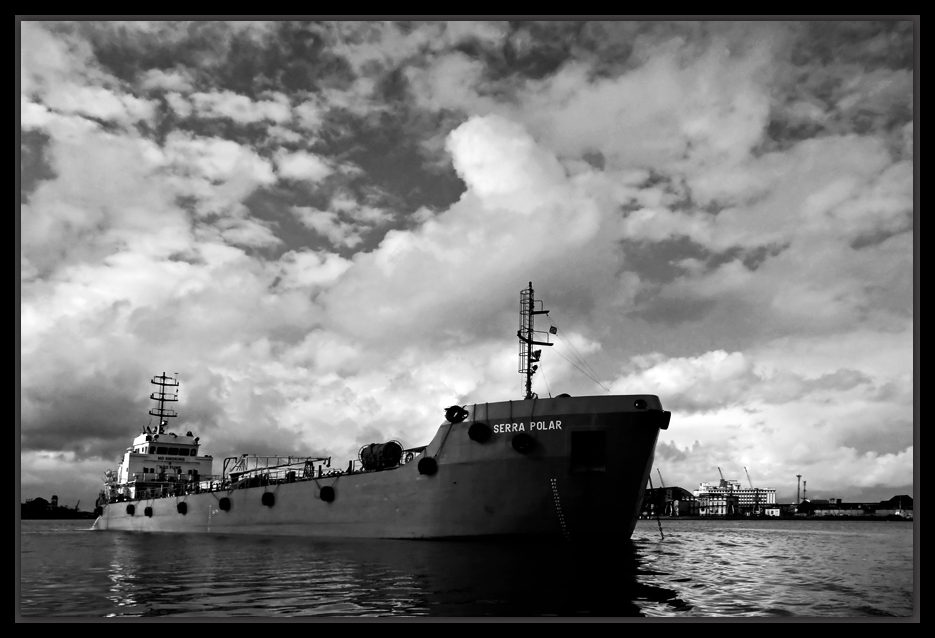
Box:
[655, 440, 690, 462]
[316, 108, 465, 214]
[793, 21, 914, 70]
[242, 187, 327, 256]
[841, 419, 913, 457]
[620, 237, 708, 284]
[74, 21, 356, 98]
[761, 21, 914, 154]
[630, 291, 717, 327]
[20, 129, 57, 203]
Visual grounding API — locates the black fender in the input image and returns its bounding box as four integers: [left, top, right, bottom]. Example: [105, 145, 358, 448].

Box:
[468, 422, 492, 443]
[512, 433, 535, 454]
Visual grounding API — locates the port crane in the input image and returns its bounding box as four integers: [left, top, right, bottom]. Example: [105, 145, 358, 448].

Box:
[716, 467, 735, 515]
[744, 467, 760, 516]
[657, 469, 670, 515]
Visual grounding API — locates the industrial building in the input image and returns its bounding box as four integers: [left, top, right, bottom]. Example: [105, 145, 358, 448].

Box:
[641, 486, 699, 517]
[796, 495, 913, 519]
[641, 468, 912, 520]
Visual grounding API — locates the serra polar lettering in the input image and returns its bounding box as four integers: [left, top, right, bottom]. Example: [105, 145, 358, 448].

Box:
[492, 421, 562, 433]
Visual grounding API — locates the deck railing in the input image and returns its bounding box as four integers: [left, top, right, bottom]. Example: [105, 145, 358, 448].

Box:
[106, 447, 429, 504]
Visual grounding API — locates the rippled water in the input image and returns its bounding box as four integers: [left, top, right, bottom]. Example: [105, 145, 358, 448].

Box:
[19, 518, 915, 618]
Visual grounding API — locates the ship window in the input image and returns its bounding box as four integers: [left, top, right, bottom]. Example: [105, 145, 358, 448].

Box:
[156, 447, 167, 454]
[149, 447, 155, 454]
[168, 447, 179, 455]
[190, 449, 197, 456]
[570, 431, 606, 473]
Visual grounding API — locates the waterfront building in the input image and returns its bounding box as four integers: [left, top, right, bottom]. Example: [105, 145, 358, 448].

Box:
[693, 479, 778, 516]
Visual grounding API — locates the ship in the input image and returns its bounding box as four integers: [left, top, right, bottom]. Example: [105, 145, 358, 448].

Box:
[93, 283, 670, 541]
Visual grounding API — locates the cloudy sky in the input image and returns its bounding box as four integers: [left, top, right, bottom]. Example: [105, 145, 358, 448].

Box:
[20, 20, 915, 508]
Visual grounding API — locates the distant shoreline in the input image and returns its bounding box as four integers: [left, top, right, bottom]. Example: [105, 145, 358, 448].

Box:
[641, 515, 913, 522]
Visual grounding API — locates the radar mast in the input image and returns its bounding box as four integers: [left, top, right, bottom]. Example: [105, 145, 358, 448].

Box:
[149, 372, 179, 434]
[518, 282, 554, 400]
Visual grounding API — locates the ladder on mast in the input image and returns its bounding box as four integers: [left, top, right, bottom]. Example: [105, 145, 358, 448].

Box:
[149, 372, 179, 434]
[518, 282, 554, 400]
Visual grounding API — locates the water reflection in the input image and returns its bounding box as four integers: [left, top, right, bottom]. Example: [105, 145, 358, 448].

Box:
[20, 519, 914, 617]
[89, 533, 682, 617]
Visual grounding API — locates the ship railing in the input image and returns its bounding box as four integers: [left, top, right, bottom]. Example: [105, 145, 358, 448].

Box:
[129, 471, 205, 483]
[222, 455, 330, 479]
[226, 462, 343, 487]
[107, 474, 225, 503]
[106, 449, 429, 504]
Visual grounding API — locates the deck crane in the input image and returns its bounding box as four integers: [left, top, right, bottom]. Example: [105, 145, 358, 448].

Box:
[657, 468, 666, 489]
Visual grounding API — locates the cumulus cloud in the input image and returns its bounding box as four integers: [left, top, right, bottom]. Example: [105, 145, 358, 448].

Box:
[275, 150, 334, 182]
[139, 67, 196, 93]
[20, 21, 914, 507]
[188, 90, 292, 124]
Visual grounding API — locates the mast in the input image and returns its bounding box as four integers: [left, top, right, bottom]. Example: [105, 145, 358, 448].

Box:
[149, 372, 179, 434]
[517, 282, 553, 400]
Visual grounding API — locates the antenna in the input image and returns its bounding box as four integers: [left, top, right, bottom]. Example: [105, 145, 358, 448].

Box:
[149, 372, 180, 435]
[517, 282, 553, 400]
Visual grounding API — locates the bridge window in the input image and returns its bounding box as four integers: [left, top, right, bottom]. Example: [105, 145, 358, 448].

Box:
[156, 447, 167, 454]
[168, 447, 179, 455]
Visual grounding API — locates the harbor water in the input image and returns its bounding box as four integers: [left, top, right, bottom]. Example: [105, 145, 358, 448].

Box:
[19, 518, 915, 618]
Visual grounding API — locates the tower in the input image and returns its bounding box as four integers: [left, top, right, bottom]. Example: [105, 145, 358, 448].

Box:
[796, 474, 802, 504]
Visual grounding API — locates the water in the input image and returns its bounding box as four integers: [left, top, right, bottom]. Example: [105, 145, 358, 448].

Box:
[19, 518, 915, 618]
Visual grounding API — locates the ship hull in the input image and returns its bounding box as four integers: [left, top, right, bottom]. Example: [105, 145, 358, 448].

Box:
[95, 395, 667, 541]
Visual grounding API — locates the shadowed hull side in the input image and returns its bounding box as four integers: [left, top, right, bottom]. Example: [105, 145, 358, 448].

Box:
[95, 396, 664, 541]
